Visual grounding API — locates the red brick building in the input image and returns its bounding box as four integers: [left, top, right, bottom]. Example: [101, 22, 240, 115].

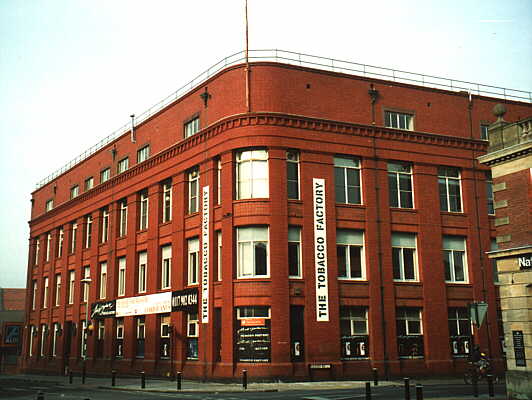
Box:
[23, 51, 532, 379]
[0, 288, 25, 373]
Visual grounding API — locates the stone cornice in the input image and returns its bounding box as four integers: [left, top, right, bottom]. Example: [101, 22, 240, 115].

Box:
[30, 112, 487, 226]
[477, 141, 532, 166]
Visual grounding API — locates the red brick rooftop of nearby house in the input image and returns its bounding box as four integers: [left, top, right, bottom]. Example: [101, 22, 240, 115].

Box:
[1, 288, 26, 311]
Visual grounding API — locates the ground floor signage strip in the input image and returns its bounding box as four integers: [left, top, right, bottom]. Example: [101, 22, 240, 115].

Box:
[116, 292, 171, 317]
[172, 288, 198, 312]
[91, 300, 116, 319]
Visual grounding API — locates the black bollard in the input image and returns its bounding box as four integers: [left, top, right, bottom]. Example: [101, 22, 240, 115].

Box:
[141, 371, 146, 389]
[472, 372, 479, 398]
[82, 363, 86, 384]
[69, 370, 73, 384]
[415, 384, 423, 400]
[242, 369, 248, 390]
[177, 371, 182, 390]
[372, 368, 378, 386]
[487, 374, 494, 398]
[36, 391, 45, 400]
[365, 381, 371, 400]
[404, 377, 410, 400]
[111, 370, 116, 387]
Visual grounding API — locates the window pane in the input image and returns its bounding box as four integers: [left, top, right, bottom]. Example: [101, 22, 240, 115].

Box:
[448, 321, 458, 336]
[255, 242, 267, 275]
[349, 246, 362, 278]
[240, 242, 253, 276]
[439, 179, 449, 211]
[353, 320, 367, 335]
[337, 246, 347, 277]
[453, 251, 465, 281]
[340, 319, 351, 336]
[288, 243, 300, 276]
[403, 248, 415, 280]
[396, 320, 407, 336]
[392, 248, 402, 279]
[408, 320, 421, 335]
[388, 174, 399, 207]
[443, 250, 452, 280]
[335, 168, 346, 203]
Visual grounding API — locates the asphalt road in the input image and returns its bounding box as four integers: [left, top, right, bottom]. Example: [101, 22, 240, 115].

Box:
[0, 378, 506, 400]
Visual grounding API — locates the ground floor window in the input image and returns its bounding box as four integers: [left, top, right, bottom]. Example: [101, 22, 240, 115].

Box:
[396, 307, 424, 358]
[115, 318, 124, 358]
[448, 307, 471, 357]
[340, 306, 369, 359]
[236, 306, 271, 363]
[160, 314, 171, 359]
[187, 312, 199, 360]
[136, 316, 145, 358]
[96, 321, 105, 359]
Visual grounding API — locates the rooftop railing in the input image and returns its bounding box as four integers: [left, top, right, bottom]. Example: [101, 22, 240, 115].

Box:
[36, 49, 531, 189]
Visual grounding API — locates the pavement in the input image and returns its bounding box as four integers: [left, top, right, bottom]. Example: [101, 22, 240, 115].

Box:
[0, 373, 506, 399]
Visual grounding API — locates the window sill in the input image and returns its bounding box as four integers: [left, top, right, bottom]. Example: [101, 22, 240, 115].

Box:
[440, 211, 466, 216]
[233, 198, 270, 203]
[159, 220, 172, 227]
[393, 280, 422, 285]
[338, 278, 368, 283]
[234, 277, 270, 281]
[336, 203, 365, 208]
[445, 282, 472, 286]
[390, 207, 417, 213]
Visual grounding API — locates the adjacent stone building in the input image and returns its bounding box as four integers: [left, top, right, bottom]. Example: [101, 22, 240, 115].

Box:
[478, 107, 531, 399]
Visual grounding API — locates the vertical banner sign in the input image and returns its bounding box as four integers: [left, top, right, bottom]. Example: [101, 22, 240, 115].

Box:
[313, 178, 329, 321]
[201, 186, 210, 323]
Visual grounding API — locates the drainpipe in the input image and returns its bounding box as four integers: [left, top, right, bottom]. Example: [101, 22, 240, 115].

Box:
[130, 114, 136, 143]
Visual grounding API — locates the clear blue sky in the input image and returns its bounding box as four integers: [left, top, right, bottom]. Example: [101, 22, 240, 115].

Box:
[1, 0, 530, 287]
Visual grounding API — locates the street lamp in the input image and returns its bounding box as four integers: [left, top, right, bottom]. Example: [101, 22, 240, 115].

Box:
[80, 277, 91, 383]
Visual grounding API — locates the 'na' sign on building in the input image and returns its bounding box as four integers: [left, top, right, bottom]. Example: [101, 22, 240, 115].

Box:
[313, 178, 329, 322]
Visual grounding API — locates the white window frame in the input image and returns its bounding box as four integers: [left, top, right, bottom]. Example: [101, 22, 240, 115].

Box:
[32, 280, 37, 310]
[85, 176, 94, 191]
[138, 251, 147, 293]
[99, 262, 107, 299]
[85, 215, 92, 248]
[385, 111, 414, 130]
[236, 226, 269, 278]
[236, 149, 269, 199]
[57, 227, 64, 258]
[34, 238, 40, 265]
[70, 185, 79, 199]
[116, 318, 124, 339]
[117, 157, 129, 174]
[337, 230, 365, 280]
[287, 150, 300, 200]
[139, 190, 149, 230]
[101, 208, 109, 243]
[443, 236, 468, 283]
[68, 270, 75, 305]
[392, 233, 418, 282]
[52, 322, 60, 357]
[29, 325, 35, 357]
[438, 166, 463, 213]
[100, 167, 110, 183]
[70, 222, 77, 253]
[40, 324, 47, 357]
[388, 162, 414, 208]
[184, 116, 200, 138]
[160, 314, 171, 338]
[46, 233, 52, 262]
[188, 238, 199, 285]
[161, 245, 171, 289]
[119, 199, 128, 237]
[334, 156, 362, 204]
[117, 257, 126, 297]
[162, 180, 172, 223]
[480, 124, 489, 140]
[188, 168, 199, 213]
[45, 199, 53, 212]
[83, 266, 90, 302]
[288, 226, 302, 278]
[217, 231, 222, 281]
[43, 277, 49, 308]
[217, 159, 222, 204]
[486, 172, 494, 215]
[54, 274, 61, 307]
[137, 145, 150, 163]
[340, 306, 368, 336]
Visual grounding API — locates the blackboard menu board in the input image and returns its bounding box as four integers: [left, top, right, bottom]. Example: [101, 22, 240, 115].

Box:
[513, 330, 526, 367]
[236, 325, 271, 363]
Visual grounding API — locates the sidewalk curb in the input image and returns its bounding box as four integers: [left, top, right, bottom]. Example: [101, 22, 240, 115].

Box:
[98, 385, 279, 393]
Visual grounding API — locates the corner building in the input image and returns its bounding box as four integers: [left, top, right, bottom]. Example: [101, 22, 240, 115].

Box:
[24, 53, 532, 379]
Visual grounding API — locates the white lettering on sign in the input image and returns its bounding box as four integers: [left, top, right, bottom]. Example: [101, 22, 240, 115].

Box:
[518, 254, 532, 269]
[313, 178, 329, 322]
[116, 292, 171, 317]
[201, 186, 210, 323]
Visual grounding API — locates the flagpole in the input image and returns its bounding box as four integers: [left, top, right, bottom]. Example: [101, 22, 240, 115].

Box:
[245, 0, 251, 112]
